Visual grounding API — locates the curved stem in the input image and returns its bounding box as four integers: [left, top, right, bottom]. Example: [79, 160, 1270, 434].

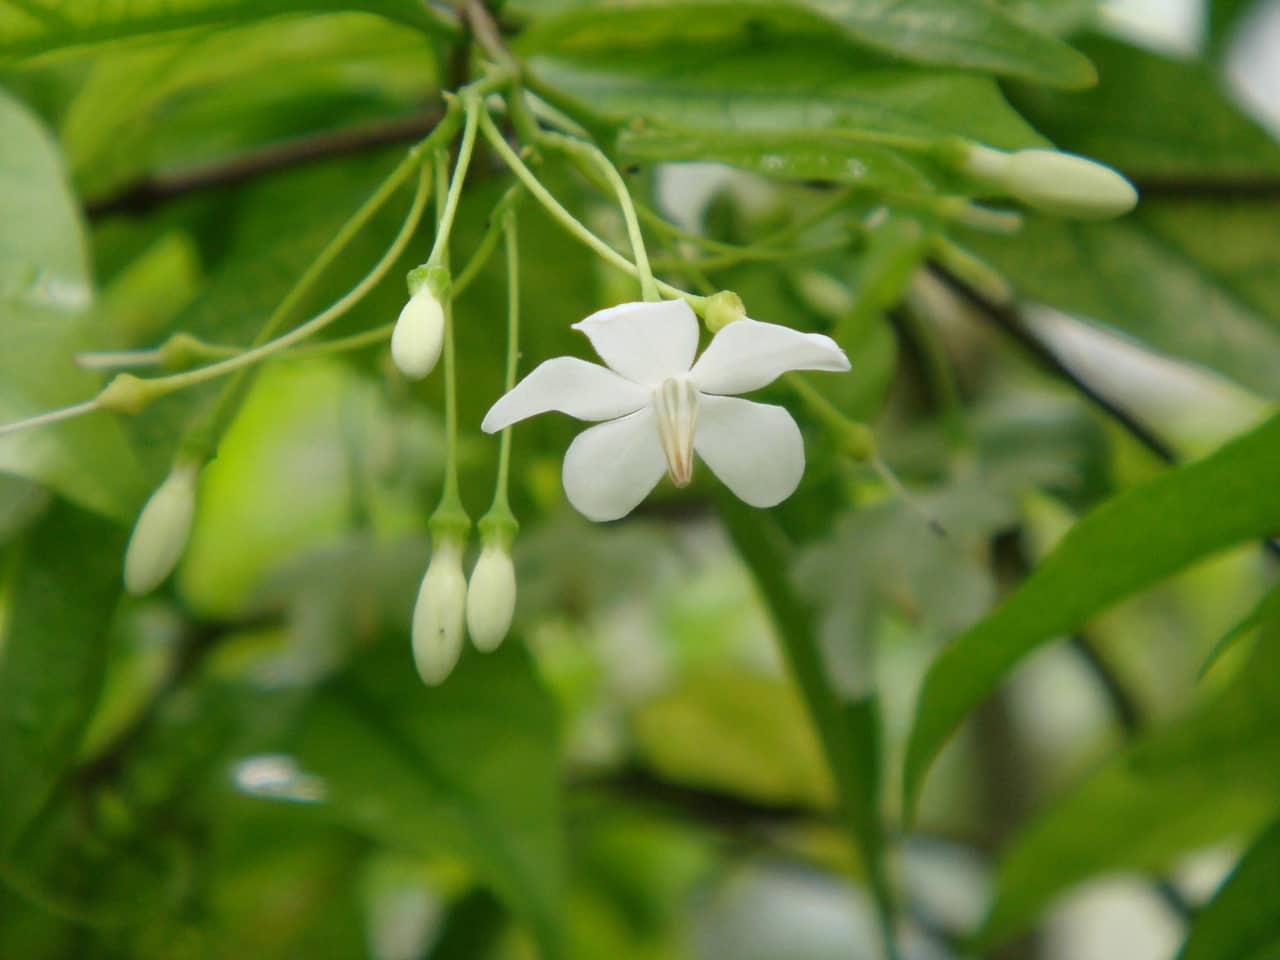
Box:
[427, 95, 482, 270]
[538, 131, 659, 301]
[476, 109, 706, 311]
[0, 399, 100, 438]
[145, 160, 433, 399]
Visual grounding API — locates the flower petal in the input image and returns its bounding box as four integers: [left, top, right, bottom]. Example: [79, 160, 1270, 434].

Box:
[694, 394, 804, 508]
[481, 357, 648, 433]
[690, 319, 850, 395]
[562, 407, 666, 521]
[572, 299, 699, 385]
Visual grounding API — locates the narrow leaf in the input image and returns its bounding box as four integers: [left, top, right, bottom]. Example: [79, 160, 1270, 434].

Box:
[903, 412, 1280, 817]
[1179, 816, 1280, 960]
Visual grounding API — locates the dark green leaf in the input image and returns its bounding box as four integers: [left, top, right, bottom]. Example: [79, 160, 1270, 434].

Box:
[0, 501, 124, 852]
[288, 642, 565, 958]
[1179, 816, 1280, 960]
[517, 0, 1096, 88]
[903, 412, 1280, 817]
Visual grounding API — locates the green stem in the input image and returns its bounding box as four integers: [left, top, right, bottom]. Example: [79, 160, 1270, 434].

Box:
[426, 95, 482, 270]
[476, 109, 706, 312]
[537, 131, 660, 301]
[138, 160, 433, 404]
[0, 399, 100, 438]
[492, 211, 521, 518]
[652, 238, 850, 273]
[453, 183, 525, 295]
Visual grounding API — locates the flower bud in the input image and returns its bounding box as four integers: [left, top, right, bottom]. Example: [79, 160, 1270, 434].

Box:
[123, 460, 199, 595]
[465, 542, 516, 653]
[391, 288, 445, 380]
[958, 144, 1137, 220]
[411, 539, 467, 685]
[703, 290, 746, 334]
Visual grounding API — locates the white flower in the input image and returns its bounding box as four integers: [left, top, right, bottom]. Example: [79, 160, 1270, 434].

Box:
[124, 460, 199, 595]
[411, 539, 467, 684]
[466, 542, 516, 652]
[480, 300, 850, 521]
[391, 288, 445, 380]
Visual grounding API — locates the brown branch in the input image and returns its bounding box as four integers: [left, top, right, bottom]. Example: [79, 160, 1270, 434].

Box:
[85, 109, 443, 220]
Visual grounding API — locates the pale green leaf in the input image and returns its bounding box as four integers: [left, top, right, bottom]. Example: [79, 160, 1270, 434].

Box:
[903, 412, 1280, 817]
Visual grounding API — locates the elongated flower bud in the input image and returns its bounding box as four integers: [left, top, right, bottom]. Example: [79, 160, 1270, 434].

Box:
[411, 539, 467, 684]
[124, 460, 199, 595]
[465, 543, 516, 653]
[958, 144, 1137, 220]
[391, 288, 445, 380]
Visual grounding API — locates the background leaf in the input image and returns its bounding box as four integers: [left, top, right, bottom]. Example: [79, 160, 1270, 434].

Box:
[1178, 815, 1280, 960]
[903, 411, 1280, 816]
[0, 501, 124, 852]
[516, 0, 1096, 88]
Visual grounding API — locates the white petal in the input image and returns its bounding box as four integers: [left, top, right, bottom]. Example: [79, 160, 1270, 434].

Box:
[481, 357, 648, 433]
[562, 407, 667, 521]
[690, 319, 850, 395]
[694, 394, 804, 508]
[572, 299, 699, 385]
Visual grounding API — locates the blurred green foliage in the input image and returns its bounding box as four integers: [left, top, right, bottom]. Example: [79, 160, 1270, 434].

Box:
[1, 1, 1278, 958]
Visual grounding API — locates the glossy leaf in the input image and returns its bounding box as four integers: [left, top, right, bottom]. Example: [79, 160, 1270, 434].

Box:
[1179, 816, 1280, 960]
[534, 46, 1048, 151]
[0, 502, 124, 852]
[0, 0, 450, 60]
[903, 411, 1280, 817]
[517, 0, 1096, 88]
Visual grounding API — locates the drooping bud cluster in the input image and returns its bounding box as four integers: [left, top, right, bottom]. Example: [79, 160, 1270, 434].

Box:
[952, 142, 1138, 220]
[123, 459, 200, 595]
[410, 533, 518, 685]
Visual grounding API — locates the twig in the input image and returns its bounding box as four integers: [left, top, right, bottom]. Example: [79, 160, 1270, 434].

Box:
[86, 109, 442, 219]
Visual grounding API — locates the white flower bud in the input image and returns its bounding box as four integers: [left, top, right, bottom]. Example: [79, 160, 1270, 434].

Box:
[391, 288, 445, 380]
[123, 460, 199, 595]
[411, 539, 467, 685]
[465, 543, 516, 653]
[960, 144, 1137, 220]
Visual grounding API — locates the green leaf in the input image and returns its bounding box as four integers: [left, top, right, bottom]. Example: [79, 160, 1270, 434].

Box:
[0, 87, 146, 519]
[516, 0, 1096, 88]
[1200, 580, 1280, 678]
[288, 642, 564, 958]
[534, 45, 1048, 152]
[1179, 817, 1280, 960]
[962, 202, 1280, 398]
[718, 494, 893, 949]
[1005, 34, 1280, 180]
[0, 0, 450, 60]
[962, 38, 1280, 397]
[979, 627, 1280, 946]
[0, 501, 124, 852]
[903, 411, 1280, 818]
[618, 128, 932, 190]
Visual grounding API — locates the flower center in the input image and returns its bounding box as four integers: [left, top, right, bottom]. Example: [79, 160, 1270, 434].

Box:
[652, 377, 698, 488]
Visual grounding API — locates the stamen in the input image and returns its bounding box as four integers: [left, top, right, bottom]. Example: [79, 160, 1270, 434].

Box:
[653, 377, 698, 487]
